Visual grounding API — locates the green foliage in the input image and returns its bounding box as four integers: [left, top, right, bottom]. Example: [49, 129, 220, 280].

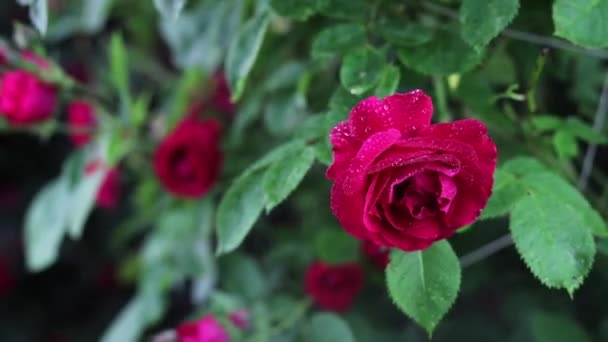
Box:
[311, 23, 367, 60]
[270, 0, 317, 21]
[109, 33, 129, 100]
[398, 29, 483, 75]
[340, 47, 385, 95]
[263, 145, 316, 211]
[316, 0, 368, 21]
[460, 0, 519, 49]
[314, 229, 359, 264]
[226, 10, 270, 101]
[553, 0, 608, 48]
[19, 0, 48, 35]
[386, 242, 461, 335]
[376, 21, 434, 47]
[374, 64, 401, 98]
[510, 195, 595, 295]
[153, 0, 187, 19]
[308, 312, 356, 342]
[530, 312, 592, 342]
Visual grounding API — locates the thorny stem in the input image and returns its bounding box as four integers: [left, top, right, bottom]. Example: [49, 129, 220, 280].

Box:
[578, 73, 608, 191]
[421, 2, 608, 59]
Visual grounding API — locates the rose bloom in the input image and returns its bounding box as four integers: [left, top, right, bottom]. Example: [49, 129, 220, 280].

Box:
[361, 240, 390, 269]
[328, 90, 497, 251]
[67, 100, 96, 147]
[0, 71, 57, 125]
[176, 315, 230, 342]
[85, 162, 121, 209]
[305, 261, 363, 312]
[153, 118, 222, 199]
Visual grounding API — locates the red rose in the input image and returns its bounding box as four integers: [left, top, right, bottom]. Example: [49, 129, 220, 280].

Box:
[328, 90, 497, 251]
[153, 118, 222, 198]
[176, 315, 230, 342]
[67, 100, 96, 147]
[0, 70, 57, 125]
[211, 72, 235, 115]
[361, 240, 390, 269]
[85, 162, 121, 209]
[305, 262, 363, 312]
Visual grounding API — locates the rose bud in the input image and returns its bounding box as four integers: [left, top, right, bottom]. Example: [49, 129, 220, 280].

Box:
[305, 261, 363, 312]
[153, 118, 222, 199]
[176, 315, 230, 342]
[0, 71, 57, 125]
[67, 100, 96, 147]
[361, 240, 390, 269]
[211, 72, 235, 116]
[228, 310, 250, 330]
[85, 162, 121, 209]
[327, 90, 497, 251]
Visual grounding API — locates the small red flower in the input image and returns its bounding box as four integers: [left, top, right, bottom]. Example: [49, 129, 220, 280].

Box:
[361, 240, 390, 269]
[0, 70, 57, 125]
[211, 72, 235, 115]
[176, 315, 230, 342]
[228, 310, 250, 330]
[0, 257, 14, 298]
[305, 262, 363, 312]
[0, 47, 7, 65]
[67, 100, 96, 147]
[328, 90, 497, 251]
[153, 118, 222, 199]
[85, 162, 121, 209]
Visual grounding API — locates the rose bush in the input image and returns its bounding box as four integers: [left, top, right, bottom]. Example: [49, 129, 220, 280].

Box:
[328, 90, 497, 251]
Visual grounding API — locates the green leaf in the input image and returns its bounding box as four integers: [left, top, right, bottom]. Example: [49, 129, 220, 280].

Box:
[153, 0, 187, 19]
[386, 241, 461, 335]
[340, 47, 385, 95]
[314, 229, 359, 264]
[398, 29, 483, 75]
[510, 195, 595, 295]
[28, 0, 48, 35]
[263, 93, 307, 136]
[460, 0, 519, 49]
[263, 145, 316, 211]
[553, 0, 608, 48]
[66, 166, 107, 239]
[101, 297, 146, 342]
[520, 169, 608, 237]
[377, 21, 434, 46]
[530, 115, 563, 132]
[24, 180, 69, 272]
[263, 62, 307, 92]
[552, 131, 578, 159]
[270, 0, 317, 20]
[564, 117, 608, 143]
[222, 254, 267, 300]
[530, 312, 592, 342]
[329, 86, 364, 112]
[311, 23, 367, 60]
[480, 168, 526, 219]
[47, 0, 113, 41]
[374, 64, 401, 98]
[216, 170, 266, 255]
[226, 11, 270, 101]
[316, 0, 368, 20]
[309, 312, 356, 342]
[109, 33, 129, 97]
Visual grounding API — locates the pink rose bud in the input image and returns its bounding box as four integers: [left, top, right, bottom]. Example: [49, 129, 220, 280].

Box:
[228, 310, 250, 330]
[176, 315, 230, 342]
[0, 70, 57, 125]
[85, 162, 121, 209]
[67, 100, 96, 147]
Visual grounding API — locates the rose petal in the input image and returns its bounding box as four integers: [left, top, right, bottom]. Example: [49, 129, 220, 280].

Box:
[349, 90, 433, 140]
[343, 129, 401, 195]
[327, 121, 361, 180]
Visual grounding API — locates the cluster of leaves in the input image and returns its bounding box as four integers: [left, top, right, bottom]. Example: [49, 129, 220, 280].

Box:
[3, 0, 608, 340]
